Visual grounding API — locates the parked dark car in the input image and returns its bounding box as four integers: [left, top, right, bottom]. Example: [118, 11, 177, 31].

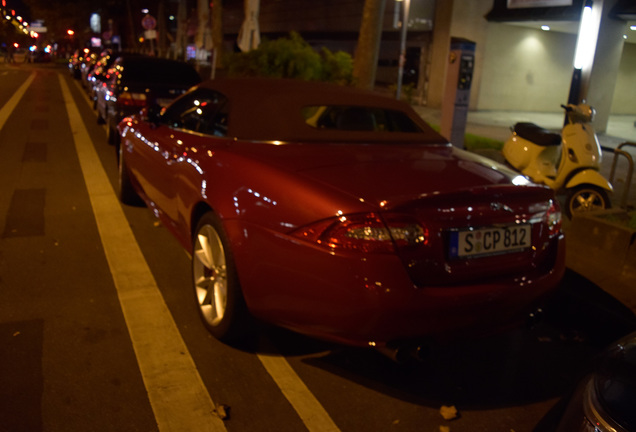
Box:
[79, 50, 99, 88]
[555, 331, 636, 431]
[116, 78, 565, 352]
[68, 48, 97, 79]
[95, 54, 201, 145]
[86, 50, 119, 106]
[31, 49, 51, 63]
[68, 50, 82, 77]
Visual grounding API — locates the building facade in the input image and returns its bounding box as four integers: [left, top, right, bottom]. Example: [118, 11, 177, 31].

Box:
[222, 0, 635, 130]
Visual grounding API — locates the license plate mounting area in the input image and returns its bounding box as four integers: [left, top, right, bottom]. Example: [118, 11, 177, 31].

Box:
[449, 224, 531, 259]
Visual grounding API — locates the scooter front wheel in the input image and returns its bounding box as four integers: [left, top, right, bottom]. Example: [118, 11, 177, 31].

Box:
[565, 185, 611, 218]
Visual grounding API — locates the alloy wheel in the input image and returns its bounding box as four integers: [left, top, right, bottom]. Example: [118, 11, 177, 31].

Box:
[568, 186, 609, 217]
[193, 224, 228, 327]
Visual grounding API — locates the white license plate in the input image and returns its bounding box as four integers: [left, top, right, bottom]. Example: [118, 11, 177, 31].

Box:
[449, 225, 531, 259]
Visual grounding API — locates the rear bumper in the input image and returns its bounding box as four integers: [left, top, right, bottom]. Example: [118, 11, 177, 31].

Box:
[231, 221, 567, 348]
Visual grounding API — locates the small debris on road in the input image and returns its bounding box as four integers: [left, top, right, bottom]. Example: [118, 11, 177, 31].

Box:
[440, 405, 459, 420]
[213, 404, 230, 420]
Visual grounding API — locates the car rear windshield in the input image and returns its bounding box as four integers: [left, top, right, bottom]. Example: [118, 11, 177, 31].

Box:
[302, 105, 425, 133]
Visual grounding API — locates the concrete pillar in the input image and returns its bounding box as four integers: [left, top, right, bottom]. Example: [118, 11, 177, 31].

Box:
[583, 0, 627, 132]
[427, 0, 453, 108]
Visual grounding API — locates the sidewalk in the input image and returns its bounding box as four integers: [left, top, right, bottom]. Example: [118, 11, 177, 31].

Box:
[413, 106, 636, 207]
[412, 105, 636, 313]
[413, 106, 636, 147]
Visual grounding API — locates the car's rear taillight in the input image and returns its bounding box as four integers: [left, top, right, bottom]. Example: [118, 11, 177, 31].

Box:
[118, 91, 147, 107]
[292, 213, 428, 254]
[545, 199, 562, 237]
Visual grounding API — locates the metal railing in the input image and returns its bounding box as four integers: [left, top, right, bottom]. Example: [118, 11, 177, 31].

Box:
[609, 142, 635, 209]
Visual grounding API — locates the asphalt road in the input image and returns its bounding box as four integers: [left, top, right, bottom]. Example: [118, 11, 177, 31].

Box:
[1, 62, 635, 432]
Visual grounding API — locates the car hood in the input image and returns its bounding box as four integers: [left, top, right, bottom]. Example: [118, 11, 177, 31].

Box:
[232, 141, 531, 208]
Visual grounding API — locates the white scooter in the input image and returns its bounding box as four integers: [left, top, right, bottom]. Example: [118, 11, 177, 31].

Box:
[502, 103, 613, 218]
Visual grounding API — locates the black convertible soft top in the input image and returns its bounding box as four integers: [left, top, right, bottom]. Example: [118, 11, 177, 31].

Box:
[195, 78, 448, 143]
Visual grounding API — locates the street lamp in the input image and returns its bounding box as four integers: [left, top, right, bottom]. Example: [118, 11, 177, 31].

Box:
[395, 0, 410, 100]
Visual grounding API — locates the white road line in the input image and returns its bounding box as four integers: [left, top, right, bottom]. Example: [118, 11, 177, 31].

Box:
[257, 348, 341, 432]
[0, 72, 35, 130]
[58, 74, 227, 432]
[68, 76, 342, 432]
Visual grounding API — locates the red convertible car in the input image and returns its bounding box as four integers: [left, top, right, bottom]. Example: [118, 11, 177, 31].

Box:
[116, 78, 565, 352]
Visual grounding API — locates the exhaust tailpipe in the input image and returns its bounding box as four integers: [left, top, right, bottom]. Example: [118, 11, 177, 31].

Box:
[527, 307, 544, 329]
[375, 343, 429, 364]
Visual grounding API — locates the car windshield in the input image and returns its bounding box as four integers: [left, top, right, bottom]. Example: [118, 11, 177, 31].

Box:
[302, 105, 424, 133]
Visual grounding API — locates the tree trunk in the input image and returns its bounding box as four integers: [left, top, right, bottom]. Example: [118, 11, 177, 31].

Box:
[158, 0, 168, 57]
[175, 0, 188, 60]
[196, 0, 213, 51]
[237, 0, 261, 52]
[126, 0, 138, 52]
[212, 0, 224, 67]
[353, 0, 387, 90]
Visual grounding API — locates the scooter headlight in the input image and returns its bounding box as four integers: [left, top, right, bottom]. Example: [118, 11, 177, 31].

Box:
[576, 104, 595, 122]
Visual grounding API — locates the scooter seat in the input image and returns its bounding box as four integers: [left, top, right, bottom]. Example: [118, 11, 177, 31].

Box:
[513, 122, 561, 147]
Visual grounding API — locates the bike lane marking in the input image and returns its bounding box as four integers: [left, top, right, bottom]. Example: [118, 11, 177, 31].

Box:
[257, 343, 341, 432]
[69, 75, 342, 432]
[0, 72, 35, 130]
[58, 74, 227, 432]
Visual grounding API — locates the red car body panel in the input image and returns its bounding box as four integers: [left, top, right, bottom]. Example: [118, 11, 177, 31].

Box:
[118, 78, 566, 347]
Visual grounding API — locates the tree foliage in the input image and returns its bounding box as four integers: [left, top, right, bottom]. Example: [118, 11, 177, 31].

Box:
[226, 31, 353, 85]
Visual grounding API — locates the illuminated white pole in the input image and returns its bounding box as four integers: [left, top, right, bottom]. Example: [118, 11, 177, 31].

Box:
[395, 0, 410, 100]
[567, 0, 600, 105]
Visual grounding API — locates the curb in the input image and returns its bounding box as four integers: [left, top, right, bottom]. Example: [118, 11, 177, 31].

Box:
[565, 209, 636, 313]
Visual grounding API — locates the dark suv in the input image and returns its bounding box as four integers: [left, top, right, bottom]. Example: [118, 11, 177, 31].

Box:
[95, 54, 201, 145]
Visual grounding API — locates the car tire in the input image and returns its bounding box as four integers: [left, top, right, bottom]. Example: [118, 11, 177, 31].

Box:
[565, 185, 611, 218]
[192, 212, 252, 342]
[117, 144, 143, 206]
[107, 119, 119, 146]
[96, 106, 106, 125]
